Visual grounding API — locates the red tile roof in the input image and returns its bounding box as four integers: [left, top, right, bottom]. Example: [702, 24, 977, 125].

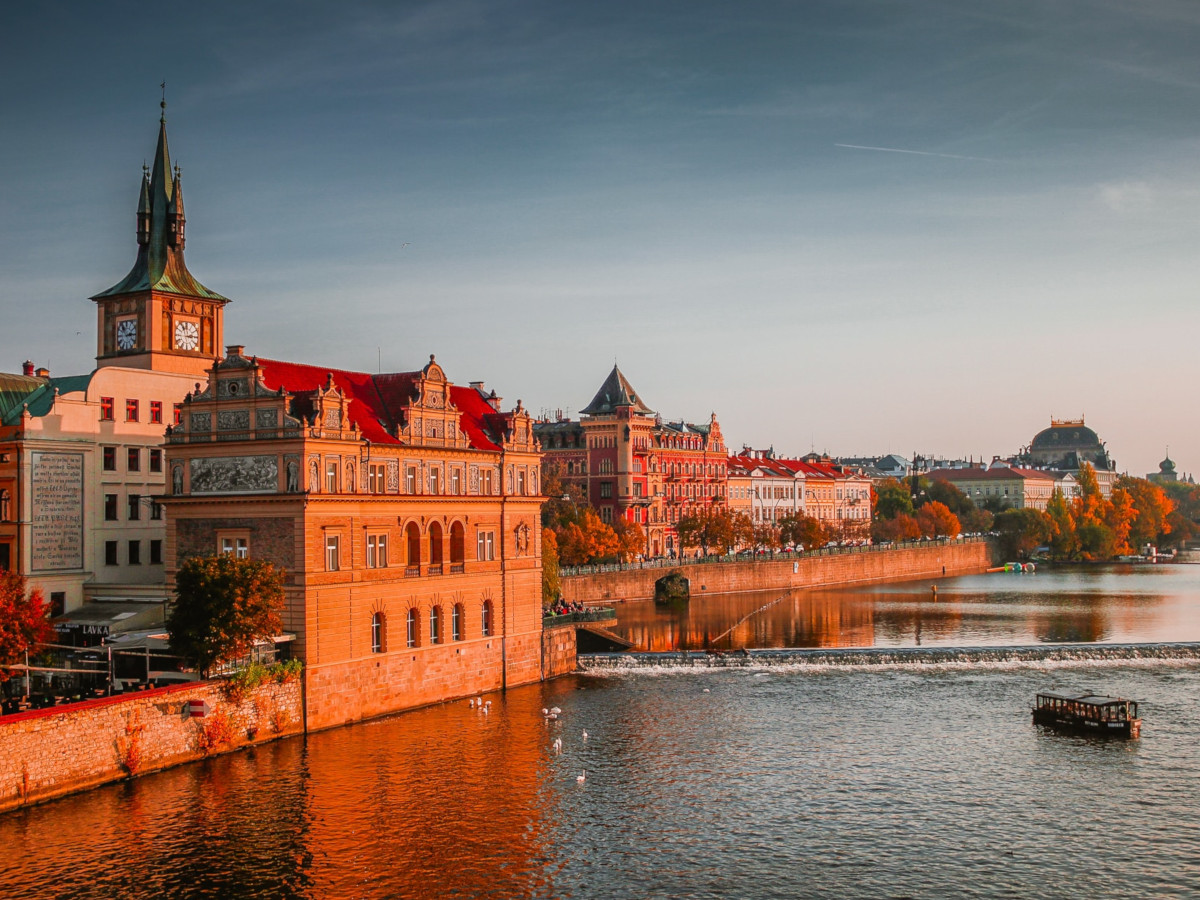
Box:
[255, 357, 502, 451]
[927, 466, 1058, 482]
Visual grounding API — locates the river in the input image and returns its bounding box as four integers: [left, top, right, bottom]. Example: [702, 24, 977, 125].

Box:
[2, 564, 1198, 899]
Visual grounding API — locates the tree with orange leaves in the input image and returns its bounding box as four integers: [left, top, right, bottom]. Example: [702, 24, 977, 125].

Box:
[556, 507, 621, 566]
[915, 501, 960, 539]
[1117, 475, 1175, 549]
[0, 570, 53, 681]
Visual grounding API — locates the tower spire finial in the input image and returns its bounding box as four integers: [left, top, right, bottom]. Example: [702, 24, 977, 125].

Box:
[160, 81, 167, 121]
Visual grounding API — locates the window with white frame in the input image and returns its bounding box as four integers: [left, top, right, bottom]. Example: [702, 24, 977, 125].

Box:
[406, 466, 417, 493]
[220, 536, 249, 558]
[326, 534, 341, 571]
[367, 533, 388, 568]
[325, 460, 338, 493]
[429, 467, 440, 495]
[476, 530, 495, 561]
[452, 467, 462, 495]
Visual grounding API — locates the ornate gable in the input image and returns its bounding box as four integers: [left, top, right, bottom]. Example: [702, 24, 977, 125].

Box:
[398, 355, 471, 450]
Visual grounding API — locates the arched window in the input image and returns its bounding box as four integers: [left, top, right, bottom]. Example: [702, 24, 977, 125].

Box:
[406, 522, 421, 574]
[449, 522, 465, 571]
[371, 612, 386, 653]
[452, 603, 463, 641]
[481, 599, 493, 637]
[406, 608, 419, 648]
[429, 522, 443, 572]
[430, 605, 442, 644]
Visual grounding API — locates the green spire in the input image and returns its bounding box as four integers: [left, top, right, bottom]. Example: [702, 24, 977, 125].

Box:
[92, 102, 228, 302]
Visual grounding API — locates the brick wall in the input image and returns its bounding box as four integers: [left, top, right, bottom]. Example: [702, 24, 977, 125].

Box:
[541, 622, 577, 680]
[561, 541, 994, 604]
[0, 678, 302, 813]
[176, 517, 296, 568]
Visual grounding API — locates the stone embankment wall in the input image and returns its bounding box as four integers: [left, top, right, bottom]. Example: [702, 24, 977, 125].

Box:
[0, 678, 302, 813]
[541, 622, 578, 680]
[562, 541, 994, 605]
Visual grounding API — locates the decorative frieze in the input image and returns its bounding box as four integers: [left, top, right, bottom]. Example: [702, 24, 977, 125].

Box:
[190, 456, 279, 494]
[190, 412, 211, 432]
[217, 409, 250, 432]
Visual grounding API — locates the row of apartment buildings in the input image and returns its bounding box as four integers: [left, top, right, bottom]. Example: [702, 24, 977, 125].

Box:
[534, 370, 874, 555]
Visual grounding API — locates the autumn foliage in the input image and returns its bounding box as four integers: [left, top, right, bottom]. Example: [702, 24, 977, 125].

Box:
[168, 555, 285, 676]
[0, 570, 54, 681]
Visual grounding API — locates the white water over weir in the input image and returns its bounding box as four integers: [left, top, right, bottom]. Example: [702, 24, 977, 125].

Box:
[579, 642, 1200, 669]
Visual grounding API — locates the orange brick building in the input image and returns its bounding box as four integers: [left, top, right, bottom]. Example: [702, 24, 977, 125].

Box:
[162, 349, 545, 730]
[535, 366, 727, 557]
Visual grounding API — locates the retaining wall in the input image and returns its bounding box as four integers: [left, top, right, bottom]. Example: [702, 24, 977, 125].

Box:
[561, 540, 994, 604]
[0, 678, 303, 813]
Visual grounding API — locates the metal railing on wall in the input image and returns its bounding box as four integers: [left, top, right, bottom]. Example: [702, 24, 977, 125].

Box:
[559, 535, 988, 578]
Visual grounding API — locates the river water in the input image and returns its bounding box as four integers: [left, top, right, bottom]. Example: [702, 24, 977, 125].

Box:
[3, 565, 1199, 899]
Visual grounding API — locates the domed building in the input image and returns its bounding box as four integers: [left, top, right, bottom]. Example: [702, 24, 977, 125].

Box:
[1016, 418, 1118, 497]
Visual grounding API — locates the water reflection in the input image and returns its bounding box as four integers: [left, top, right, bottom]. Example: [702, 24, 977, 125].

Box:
[611, 564, 1200, 650]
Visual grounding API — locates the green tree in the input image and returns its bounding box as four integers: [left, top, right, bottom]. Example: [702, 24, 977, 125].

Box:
[1045, 489, 1079, 560]
[168, 555, 286, 676]
[0, 570, 54, 681]
[874, 478, 915, 520]
[994, 508, 1053, 560]
[541, 527, 561, 607]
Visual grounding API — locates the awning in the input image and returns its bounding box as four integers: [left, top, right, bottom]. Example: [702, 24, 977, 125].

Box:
[51, 602, 164, 639]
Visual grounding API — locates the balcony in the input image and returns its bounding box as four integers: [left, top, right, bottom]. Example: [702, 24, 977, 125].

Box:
[405, 565, 420, 577]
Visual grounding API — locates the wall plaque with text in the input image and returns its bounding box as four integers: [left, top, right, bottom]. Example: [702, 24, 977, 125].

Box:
[31, 451, 84, 571]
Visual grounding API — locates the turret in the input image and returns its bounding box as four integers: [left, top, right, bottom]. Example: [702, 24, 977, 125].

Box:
[136, 166, 151, 246]
[168, 166, 186, 249]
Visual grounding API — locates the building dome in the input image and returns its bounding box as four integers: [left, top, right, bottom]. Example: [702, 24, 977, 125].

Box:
[1024, 418, 1113, 471]
[1029, 420, 1102, 453]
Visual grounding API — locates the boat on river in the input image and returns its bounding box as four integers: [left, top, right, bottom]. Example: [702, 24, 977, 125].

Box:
[1032, 691, 1141, 738]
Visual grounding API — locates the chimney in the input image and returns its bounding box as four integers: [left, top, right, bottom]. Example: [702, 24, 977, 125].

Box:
[226, 345, 245, 359]
[22, 361, 34, 376]
[35, 367, 49, 378]
[470, 381, 486, 394]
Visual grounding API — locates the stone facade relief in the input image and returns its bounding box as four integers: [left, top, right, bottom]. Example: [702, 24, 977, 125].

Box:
[189, 412, 211, 432]
[285, 457, 300, 492]
[469, 465, 479, 493]
[309, 457, 320, 492]
[190, 456, 279, 494]
[256, 408, 279, 430]
[217, 409, 250, 432]
[386, 460, 400, 492]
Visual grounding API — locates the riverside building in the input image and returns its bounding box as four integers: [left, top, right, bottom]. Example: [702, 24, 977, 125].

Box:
[0, 104, 226, 633]
[535, 365, 727, 558]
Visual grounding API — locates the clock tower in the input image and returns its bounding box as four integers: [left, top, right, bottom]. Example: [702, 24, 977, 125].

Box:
[91, 102, 230, 375]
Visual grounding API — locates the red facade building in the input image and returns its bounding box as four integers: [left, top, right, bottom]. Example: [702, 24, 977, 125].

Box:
[535, 366, 726, 557]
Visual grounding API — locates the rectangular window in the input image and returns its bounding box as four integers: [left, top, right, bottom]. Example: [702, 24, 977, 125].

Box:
[150, 539, 163, 565]
[150, 501, 163, 521]
[0, 543, 9, 571]
[126, 399, 139, 422]
[326, 534, 340, 571]
[600, 482, 613, 499]
[102, 446, 117, 471]
[100, 397, 114, 421]
[452, 468, 462, 495]
[369, 463, 386, 494]
[406, 466, 417, 494]
[104, 494, 118, 521]
[173, 403, 183, 425]
[517, 469, 526, 495]
[220, 537, 249, 558]
[325, 461, 338, 493]
[429, 468, 440, 495]
[149, 448, 162, 473]
[149, 401, 163, 424]
[128, 540, 141, 565]
[367, 534, 389, 568]
[128, 494, 140, 520]
[104, 541, 118, 566]
[127, 448, 140, 472]
[476, 531, 495, 561]
[480, 469, 493, 495]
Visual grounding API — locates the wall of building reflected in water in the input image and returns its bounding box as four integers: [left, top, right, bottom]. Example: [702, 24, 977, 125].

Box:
[0, 685, 576, 899]
[610, 564, 1200, 650]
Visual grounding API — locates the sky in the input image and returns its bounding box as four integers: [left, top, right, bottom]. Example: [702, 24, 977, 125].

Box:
[2, 0, 1198, 477]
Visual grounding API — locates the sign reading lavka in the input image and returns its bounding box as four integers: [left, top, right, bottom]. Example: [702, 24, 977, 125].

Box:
[31, 451, 84, 571]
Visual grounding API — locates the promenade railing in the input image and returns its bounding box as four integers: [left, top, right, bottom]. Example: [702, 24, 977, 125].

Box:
[542, 608, 618, 627]
[559, 535, 988, 578]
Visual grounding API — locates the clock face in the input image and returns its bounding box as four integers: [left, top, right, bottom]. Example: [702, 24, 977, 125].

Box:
[115, 319, 138, 351]
[174, 320, 200, 351]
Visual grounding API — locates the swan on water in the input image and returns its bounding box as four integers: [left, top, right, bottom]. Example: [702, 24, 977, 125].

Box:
[577, 772, 586, 784]
[550, 707, 562, 715]
[582, 730, 588, 741]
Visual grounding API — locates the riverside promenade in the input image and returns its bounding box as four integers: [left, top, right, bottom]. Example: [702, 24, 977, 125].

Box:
[560, 537, 994, 605]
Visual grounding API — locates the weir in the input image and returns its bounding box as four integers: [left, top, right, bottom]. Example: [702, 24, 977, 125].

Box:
[579, 642, 1200, 670]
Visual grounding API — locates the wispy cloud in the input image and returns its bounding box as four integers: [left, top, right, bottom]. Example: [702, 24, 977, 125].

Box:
[835, 143, 1000, 162]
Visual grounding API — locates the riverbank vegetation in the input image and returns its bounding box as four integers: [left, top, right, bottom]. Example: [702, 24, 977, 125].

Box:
[167, 555, 286, 676]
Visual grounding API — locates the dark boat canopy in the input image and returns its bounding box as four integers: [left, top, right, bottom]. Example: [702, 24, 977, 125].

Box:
[1036, 691, 1133, 708]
